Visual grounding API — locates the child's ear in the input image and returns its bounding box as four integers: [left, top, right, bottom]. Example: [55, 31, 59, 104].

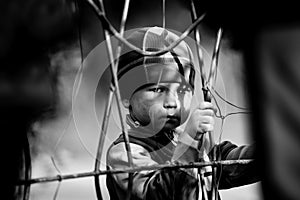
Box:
[122, 99, 130, 108]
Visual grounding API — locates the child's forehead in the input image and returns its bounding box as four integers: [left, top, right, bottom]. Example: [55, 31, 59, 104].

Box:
[137, 82, 192, 91]
[149, 82, 189, 87]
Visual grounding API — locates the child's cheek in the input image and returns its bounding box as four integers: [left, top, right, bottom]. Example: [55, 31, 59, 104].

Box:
[148, 103, 167, 127]
[182, 93, 192, 111]
[180, 93, 193, 123]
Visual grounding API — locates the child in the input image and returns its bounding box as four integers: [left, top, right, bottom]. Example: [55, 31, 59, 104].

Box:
[106, 27, 259, 200]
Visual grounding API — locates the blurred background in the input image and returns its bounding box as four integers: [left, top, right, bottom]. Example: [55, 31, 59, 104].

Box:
[2, 0, 300, 200]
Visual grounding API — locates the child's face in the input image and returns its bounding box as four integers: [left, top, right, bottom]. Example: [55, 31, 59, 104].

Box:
[129, 82, 193, 132]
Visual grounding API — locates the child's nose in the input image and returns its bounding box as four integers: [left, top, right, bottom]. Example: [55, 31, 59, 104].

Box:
[163, 91, 179, 109]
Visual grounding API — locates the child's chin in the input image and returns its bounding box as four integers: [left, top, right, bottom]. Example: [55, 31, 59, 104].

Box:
[163, 122, 180, 131]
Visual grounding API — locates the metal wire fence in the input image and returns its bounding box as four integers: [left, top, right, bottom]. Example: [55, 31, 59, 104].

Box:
[16, 0, 255, 200]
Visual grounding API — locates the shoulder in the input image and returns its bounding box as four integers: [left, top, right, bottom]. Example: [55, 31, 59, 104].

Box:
[107, 142, 157, 166]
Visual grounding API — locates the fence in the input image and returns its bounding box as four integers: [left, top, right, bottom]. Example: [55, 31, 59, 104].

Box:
[16, 0, 254, 200]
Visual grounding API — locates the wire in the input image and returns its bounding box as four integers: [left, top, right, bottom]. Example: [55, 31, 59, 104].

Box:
[206, 28, 223, 89]
[93, 0, 132, 175]
[20, 1, 255, 200]
[51, 157, 62, 175]
[209, 89, 224, 194]
[53, 181, 62, 200]
[162, 0, 166, 28]
[71, 0, 101, 162]
[16, 159, 254, 185]
[94, 1, 134, 200]
[23, 134, 32, 200]
[85, 0, 206, 56]
[208, 87, 252, 194]
[220, 111, 252, 119]
[51, 153, 63, 200]
[212, 87, 249, 110]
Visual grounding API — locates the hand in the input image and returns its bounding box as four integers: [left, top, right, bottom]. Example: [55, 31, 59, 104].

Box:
[184, 102, 216, 139]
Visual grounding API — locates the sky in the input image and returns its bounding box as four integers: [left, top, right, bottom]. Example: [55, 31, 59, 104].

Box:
[27, 1, 262, 199]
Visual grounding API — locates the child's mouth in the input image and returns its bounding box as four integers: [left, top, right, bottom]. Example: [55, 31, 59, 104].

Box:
[166, 115, 180, 121]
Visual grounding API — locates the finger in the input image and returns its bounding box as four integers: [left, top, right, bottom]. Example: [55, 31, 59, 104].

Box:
[197, 109, 215, 117]
[212, 106, 218, 114]
[198, 102, 217, 116]
[199, 124, 214, 132]
[199, 101, 214, 110]
[200, 116, 215, 125]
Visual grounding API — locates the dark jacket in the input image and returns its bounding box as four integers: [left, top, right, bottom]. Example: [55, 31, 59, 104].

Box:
[106, 128, 259, 200]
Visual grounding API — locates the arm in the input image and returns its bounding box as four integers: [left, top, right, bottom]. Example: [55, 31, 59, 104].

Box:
[107, 102, 216, 199]
[107, 142, 199, 200]
[180, 101, 260, 189]
[215, 141, 260, 189]
[172, 102, 215, 175]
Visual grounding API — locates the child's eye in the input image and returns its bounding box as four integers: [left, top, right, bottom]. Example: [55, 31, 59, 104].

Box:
[178, 86, 192, 94]
[149, 87, 164, 93]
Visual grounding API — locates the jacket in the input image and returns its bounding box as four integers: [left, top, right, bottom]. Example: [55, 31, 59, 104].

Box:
[106, 127, 259, 200]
